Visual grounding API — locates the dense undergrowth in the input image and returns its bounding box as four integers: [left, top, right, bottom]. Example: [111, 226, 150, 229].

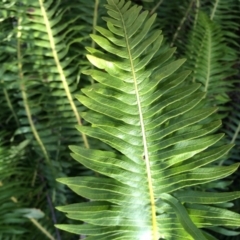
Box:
[0, 0, 239, 239]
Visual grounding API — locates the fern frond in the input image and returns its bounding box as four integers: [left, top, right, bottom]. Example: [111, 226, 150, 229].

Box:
[0, 2, 91, 238]
[0, 0, 91, 161]
[206, 0, 240, 47]
[185, 12, 235, 117]
[56, 1, 240, 239]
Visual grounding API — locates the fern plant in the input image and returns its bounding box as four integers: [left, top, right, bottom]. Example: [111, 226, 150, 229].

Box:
[0, 1, 94, 238]
[56, 0, 240, 239]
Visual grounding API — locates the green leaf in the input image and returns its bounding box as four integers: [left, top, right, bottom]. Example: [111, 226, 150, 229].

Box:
[160, 193, 207, 240]
[175, 191, 240, 204]
[56, 0, 240, 239]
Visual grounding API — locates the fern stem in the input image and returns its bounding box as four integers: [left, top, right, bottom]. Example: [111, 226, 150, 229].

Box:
[92, 0, 99, 49]
[191, 0, 200, 84]
[2, 86, 20, 126]
[204, 31, 211, 92]
[46, 193, 61, 240]
[230, 121, 240, 144]
[117, 4, 158, 239]
[89, 0, 100, 85]
[31, 169, 38, 187]
[38, 173, 62, 240]
[210, 0, 219, 20]
[171, 0, 194, 47]
[17, 18, 51, 165]
[30, 218, 56, 240]
[150, 0, 164, 15]
[38, 0, 90, 149]
[193, 0, 200, 30]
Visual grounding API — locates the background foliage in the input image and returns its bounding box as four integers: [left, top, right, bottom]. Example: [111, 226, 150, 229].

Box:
[0, 0, 239, 239]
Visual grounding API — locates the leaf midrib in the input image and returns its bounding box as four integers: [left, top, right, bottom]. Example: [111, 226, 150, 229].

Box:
[38, 0, 89, 148]
[204, 28, 211, 93]
[210, 0, 220, 20]
[115, 3, 158, 239]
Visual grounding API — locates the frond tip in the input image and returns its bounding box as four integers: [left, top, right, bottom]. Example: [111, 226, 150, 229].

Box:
[56, 0, 240, 239]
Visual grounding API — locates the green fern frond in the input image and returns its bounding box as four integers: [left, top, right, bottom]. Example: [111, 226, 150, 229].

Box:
[205, 0, 240, 47]
[0, 2, 89, 238]
[185, 12, 235, 117]
[56, 1, 240, 239]
[1, 0, 90, 160]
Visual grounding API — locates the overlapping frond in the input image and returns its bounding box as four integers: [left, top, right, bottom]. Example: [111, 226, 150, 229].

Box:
[185, 12, 235, 117]
[203, 0, 240, 48]
[0, 1, 96, 238]
[56, 1, 240, 239]
[16, 0, 89, 151]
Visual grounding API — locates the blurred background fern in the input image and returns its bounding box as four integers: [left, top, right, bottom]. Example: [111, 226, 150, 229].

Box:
[0, 0, 239, 239]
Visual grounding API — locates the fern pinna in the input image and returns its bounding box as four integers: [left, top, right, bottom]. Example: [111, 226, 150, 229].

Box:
[56, 0, 240, 239]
